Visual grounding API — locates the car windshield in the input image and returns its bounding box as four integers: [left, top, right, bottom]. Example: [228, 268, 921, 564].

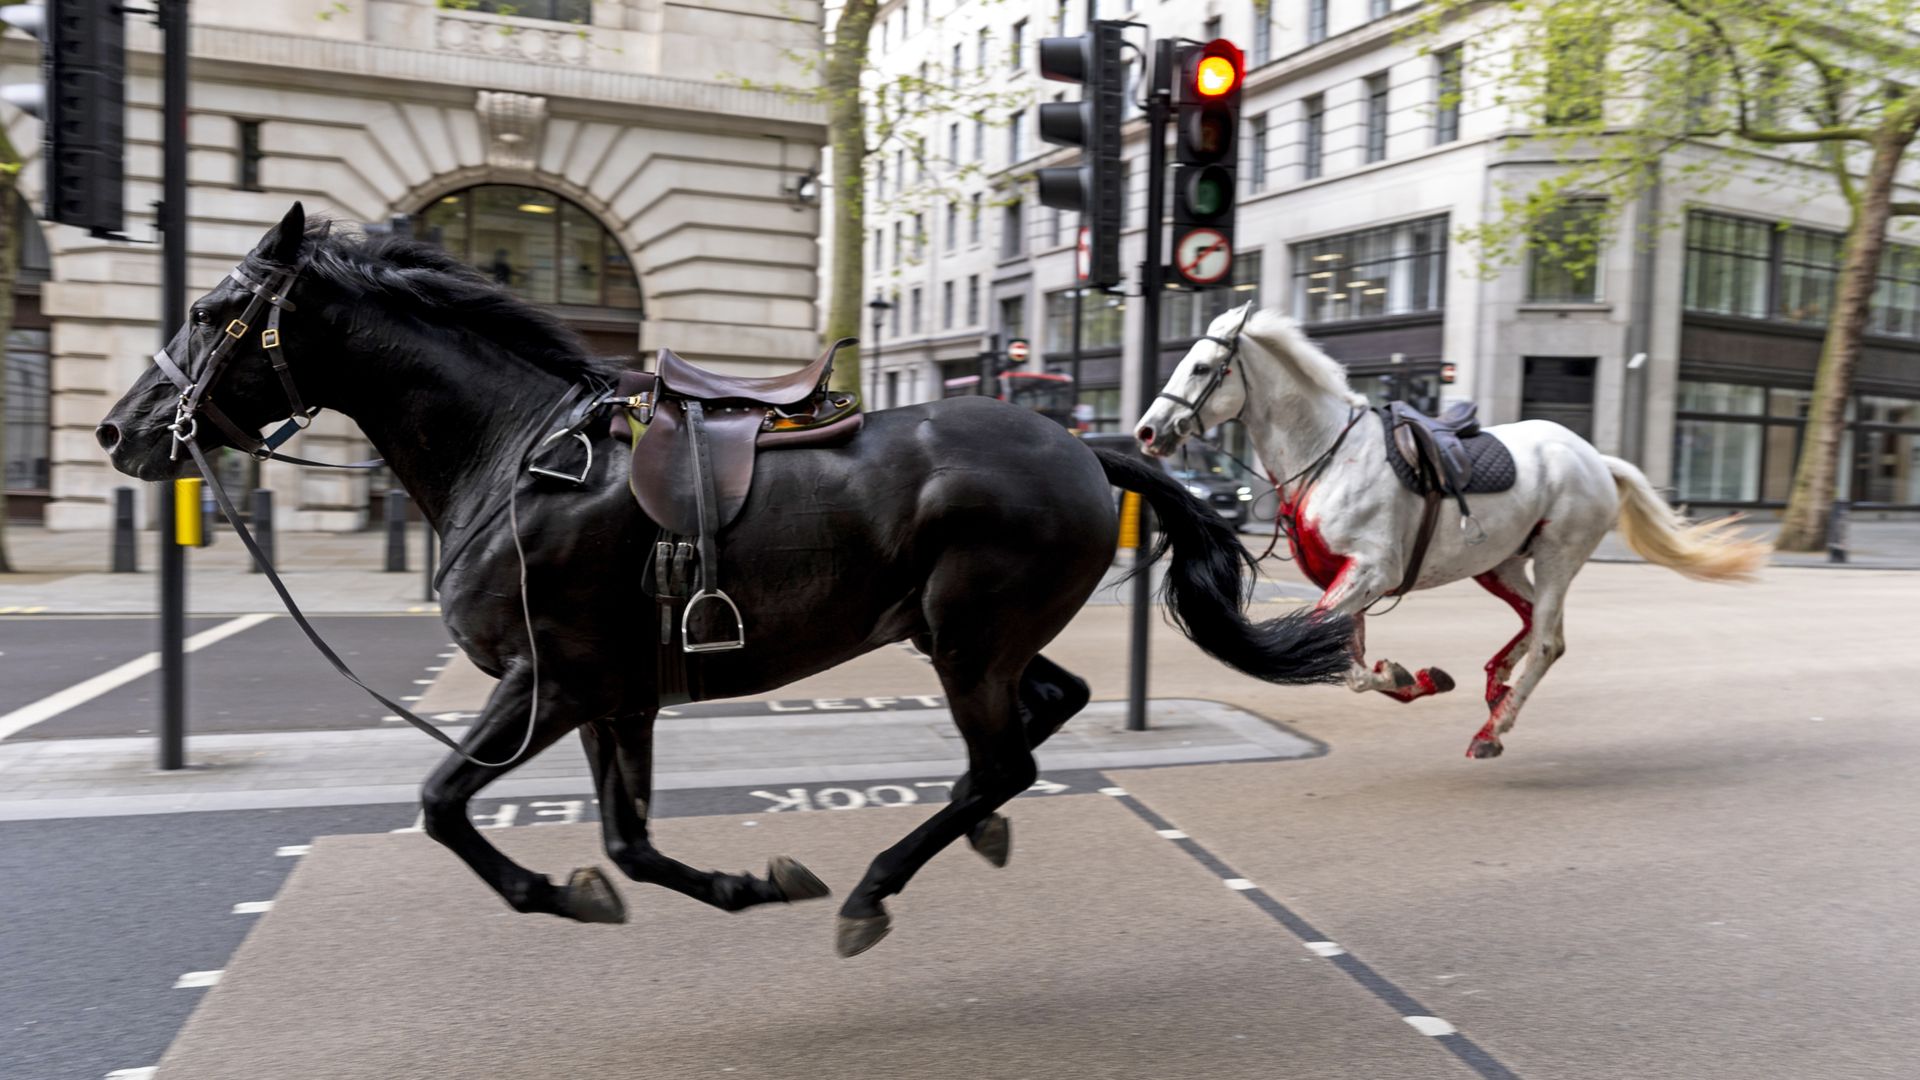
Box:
[1164, 444, 1251, 484]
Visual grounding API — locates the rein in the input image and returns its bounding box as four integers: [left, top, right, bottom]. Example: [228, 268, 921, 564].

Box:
[150, 249, 597, 769]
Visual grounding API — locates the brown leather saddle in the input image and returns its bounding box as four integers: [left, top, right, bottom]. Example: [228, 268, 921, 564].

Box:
[608, 338, 861, 658]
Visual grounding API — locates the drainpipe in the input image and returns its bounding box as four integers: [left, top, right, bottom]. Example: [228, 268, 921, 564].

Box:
[1622, 165, 1661, 464]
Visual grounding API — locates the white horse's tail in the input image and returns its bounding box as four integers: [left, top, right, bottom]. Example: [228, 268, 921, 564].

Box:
[1602, 456, 1769, 582]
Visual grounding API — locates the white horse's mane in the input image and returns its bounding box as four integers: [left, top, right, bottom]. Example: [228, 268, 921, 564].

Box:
[1239, 307, 1369, 408]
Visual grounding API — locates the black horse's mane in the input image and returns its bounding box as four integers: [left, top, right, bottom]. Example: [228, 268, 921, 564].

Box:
[286, 225, 622, 383]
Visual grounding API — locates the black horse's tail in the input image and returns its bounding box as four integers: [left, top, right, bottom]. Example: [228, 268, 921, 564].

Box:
[1092, 447, 1354, 685]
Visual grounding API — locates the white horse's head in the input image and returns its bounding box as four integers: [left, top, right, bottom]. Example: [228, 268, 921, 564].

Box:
[1136, 304, 1366, 457]
[1134, 302, 1258, 457]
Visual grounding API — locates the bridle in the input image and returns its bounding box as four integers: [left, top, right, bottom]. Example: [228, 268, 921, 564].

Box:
[1153, 301, 1255, 439]
[142, 228, 574, 770]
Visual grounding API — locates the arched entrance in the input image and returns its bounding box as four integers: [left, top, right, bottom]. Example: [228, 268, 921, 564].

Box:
[415, 184, 643, 357]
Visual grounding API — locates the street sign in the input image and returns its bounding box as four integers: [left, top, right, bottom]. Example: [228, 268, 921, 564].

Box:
[1007, 338, 1031, 364]
[1076, 226, 1092, 282]
[1174, 228, 1233, 285]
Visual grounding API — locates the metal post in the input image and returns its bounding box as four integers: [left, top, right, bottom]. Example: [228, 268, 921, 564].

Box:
[384, 489, 409, 572]
[1827, 500, 1849, 564]
[248, 489, 274, 572]
[157, 480, 186, 770]
[1071, 285, 1085, 428]
[422, 520, 437, 602]
[1127, 41, 1174, 734]
[111, 487, 137, 572]
[157, 0, 190, 772]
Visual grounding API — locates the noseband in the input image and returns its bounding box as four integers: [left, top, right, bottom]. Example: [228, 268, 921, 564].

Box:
[1154, 302, 1255, 437]
[152, 226, 342, 467]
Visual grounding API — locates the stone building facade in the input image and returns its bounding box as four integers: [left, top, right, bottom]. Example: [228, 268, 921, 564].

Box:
[3, 0, 826, 530]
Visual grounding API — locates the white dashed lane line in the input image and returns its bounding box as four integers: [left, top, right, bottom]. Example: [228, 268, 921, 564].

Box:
[1096, 773, 1520, 1080]
[274, 844, 310, 857]
[172, 970, 223, 990]
[231, 900, 274, 915]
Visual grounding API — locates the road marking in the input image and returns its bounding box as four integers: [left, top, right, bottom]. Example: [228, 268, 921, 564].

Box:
[411, 679, 434, 685]
[1403, 1016, 1458, 1037]
[232, 900, 274, 914]
[0, 614, 275, 741]
[104, 1069, 156, 1079]
[400, 695, 422, 702]
[1100, 776, 1519, 1080]
[275, 844, 310, 857]
[425, 665, 446, 672]
[173, 970, 223, 989]
[1098, 786, 1128, 796]
[1155, 828, 1188, 839]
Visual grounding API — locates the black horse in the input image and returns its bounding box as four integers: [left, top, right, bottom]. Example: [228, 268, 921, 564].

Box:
[99, 205, 1352, 956]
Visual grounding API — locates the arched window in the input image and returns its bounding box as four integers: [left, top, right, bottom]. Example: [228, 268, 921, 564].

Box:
[418, 185, 641, 312]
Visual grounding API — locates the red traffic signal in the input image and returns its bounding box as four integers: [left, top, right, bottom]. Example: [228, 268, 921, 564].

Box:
[1183, 39, 1243, 103]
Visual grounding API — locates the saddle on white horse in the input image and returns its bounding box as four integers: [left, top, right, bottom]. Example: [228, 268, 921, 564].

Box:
[1374, 400, 1518, 593]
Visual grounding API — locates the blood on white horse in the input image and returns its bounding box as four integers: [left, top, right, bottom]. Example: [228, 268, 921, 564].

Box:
[1135, 305, 1768, 759]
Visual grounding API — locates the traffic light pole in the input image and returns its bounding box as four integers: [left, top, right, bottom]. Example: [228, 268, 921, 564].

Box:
[1126, 40, 1174, 734]
[157, 0, 190, 771]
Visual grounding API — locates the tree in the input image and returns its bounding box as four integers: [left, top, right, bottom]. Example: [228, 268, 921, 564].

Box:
[1415, 0, 1920, 550]
[747, 1, 1028, 394]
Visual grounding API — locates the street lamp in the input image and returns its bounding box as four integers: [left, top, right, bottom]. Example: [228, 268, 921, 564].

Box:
[867, 291, 893, 407]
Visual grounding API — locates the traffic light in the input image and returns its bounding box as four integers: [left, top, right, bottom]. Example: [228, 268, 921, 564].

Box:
[1170, 38, 1242, 288]
[2, 0, 126, 236]
[1035, 21, 1126, 289]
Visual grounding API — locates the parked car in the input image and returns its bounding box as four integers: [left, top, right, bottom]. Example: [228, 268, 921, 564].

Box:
[1081, 432, 1258, 532]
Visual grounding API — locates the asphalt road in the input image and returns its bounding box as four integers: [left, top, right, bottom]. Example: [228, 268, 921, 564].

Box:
[0, 614, 453, 740]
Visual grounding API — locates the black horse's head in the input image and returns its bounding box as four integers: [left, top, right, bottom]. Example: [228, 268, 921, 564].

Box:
[98, 202, 316, 480]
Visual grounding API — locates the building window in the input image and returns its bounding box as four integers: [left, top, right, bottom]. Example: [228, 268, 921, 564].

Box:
[893, 221, 904, 266]
[874, 227, 884, 270]
[4, 327, 50, 494]
[910, 287, 924, 334]
[890, 292, 902, 336]
[236, 120, 263, 192]
[1001, 198, 1025, 259]
[1248, 113, 1268, 192]
[973, 114, 985, 161]
[948, 122, 961, 165]
[1010, 19, 1026, 68]
[1049, 206, 1063, 247]
[952, 42, 963, 87]
[1165, 251, 1262, 340]
[1000, 294, 1027, 343]
[1545, 19, 1607, 125]
[1203, 16, 1221, 41]
[1434, 46, 1462, 144]
[1303, 95, 1325, 180]
[1874, 246, 1920, 338]
[969, 193, 983, 244]
[1777, 228, 1841, 325]
[943, 280, 956, 328]
[1683, 212, 1772, 319]
[1044, 288, 1128, 353]
[967, 274, 981, 324]
[945, 201, 958, 251]
[1364, 72, 1389, 163]
[1371, 0, 1390, 19]
[1526, 198, 1607, 303]
[912, 212, 925, 261]
[418, 185, 641, 309]
[1308, 0, 1328, 44]
[876, 159, 887, 200]
[459, 0, 590, 22]
[1674, 382, 1920, 507]
[977, 26, 989, 72]
[1009, 109, 1025, 162]
[1253, 5, 1272, 66]
[1055, 0, 1068, 37]
[886, 370, 899, 409]
[1293, 215, 1448, 324]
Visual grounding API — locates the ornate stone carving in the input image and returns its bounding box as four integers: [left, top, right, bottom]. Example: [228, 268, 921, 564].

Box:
[475, 90, 548, 172]
[435, 14, 589, 66]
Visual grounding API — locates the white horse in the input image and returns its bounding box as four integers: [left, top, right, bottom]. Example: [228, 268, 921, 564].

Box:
[1135, 305, 1768, 758]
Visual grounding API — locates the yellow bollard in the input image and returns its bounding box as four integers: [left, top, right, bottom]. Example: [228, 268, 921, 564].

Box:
[1117, 491, 1141, 550]
[173, 477, 204, 547]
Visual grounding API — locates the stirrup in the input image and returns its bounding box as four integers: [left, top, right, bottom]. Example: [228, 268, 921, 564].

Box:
[528, 430, 594, 486]
[1460, 515, 1487, 546]
[681, 588, 746, 653]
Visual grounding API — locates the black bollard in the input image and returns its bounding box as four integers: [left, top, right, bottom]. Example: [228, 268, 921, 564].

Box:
[111, 487, 138, 572]
[422, 520, 437, 602]
[384, 489, 408, 572]
[249, 489, 275, 572]
[1827, 500, 1849, 564]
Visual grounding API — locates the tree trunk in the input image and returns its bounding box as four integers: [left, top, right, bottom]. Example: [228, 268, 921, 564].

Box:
[823, 0, 877, 395]
[1776, 120, 1918, 551]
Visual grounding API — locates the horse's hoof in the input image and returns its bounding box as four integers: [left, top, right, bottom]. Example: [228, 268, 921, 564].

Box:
[1376, 660, 1416, 690]
[1466, 737, 1505, 760]
[565, 866, 627, 924]
[968, 814, 1011, 868]
[836, 913, 892, 958]
[768, 855, 831, 902]
[1427, 667, 1456, 694]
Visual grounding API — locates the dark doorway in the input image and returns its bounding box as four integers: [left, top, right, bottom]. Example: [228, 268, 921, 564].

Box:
[1522, 356, 1596, 441]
